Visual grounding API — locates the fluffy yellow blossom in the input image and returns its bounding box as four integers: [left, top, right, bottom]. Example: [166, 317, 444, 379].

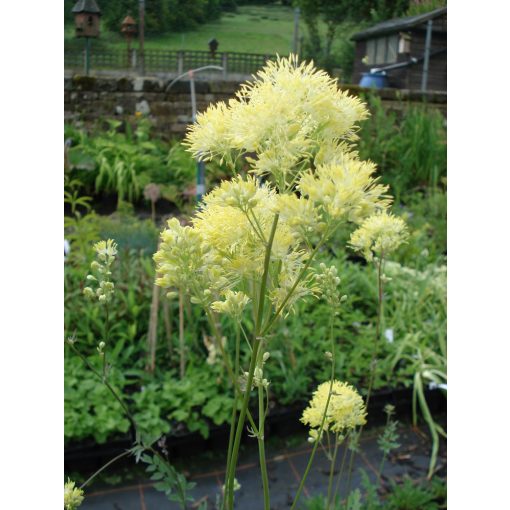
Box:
[212, 290, 250, 317]
[298, 153, 391, 224]
[154, 218, 217, 296]
[185, 55, 368, 190]
[185, 100, 234, 162]
[64, 479, 84, 510]
[349, 211, 408, 261]
[204, 174, 270, 211]
[301, 381, 367, 440]
[273, 193, 324, 241]
[94, 239, 118, 260]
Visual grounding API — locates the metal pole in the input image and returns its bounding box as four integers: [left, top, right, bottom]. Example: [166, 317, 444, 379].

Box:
[139, 0, 145, 75]
[165, 65, 224, 204]
[421, 19, 433, 92]
[293, 7, 300, 55]
[189, 71, 205, 203]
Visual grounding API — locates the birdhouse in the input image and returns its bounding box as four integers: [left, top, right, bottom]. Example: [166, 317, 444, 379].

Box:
[121, 15, 137, 38]
[72, 0, 101, 38]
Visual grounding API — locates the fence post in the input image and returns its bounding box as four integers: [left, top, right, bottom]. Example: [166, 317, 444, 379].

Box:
[177, 51, 184, 75]
[222, 53, 228, 79]
[131, 48, 137, 70]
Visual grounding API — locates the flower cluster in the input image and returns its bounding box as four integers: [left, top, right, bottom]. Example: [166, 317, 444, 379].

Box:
[64, 479, 84, 510]
[83, 239, 117, 304]
[212, 290, 251, 318]
[301, 380, 367, 442]
[349, 211, 409, 261]
[154, 55, 408, 330]
[185, 55, 368, 189]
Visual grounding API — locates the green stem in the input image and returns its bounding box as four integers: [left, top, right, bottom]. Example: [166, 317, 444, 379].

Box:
[326, 433, 341, 510]
[261, 220, 343, 337]
[344, 256, 385, 489]
[69, 343, 137, 433]
[365, 255, 384, 409]
[332, 431, 350, 506]
[226, 338, 261, 509]
[79, 450, 130, 490]
[226, 213, 279, 509]
[222, 325, 241, 510]
[258, 360, 270, 510]
[205, 309, 259, 436]
[290, 313, 336, 510]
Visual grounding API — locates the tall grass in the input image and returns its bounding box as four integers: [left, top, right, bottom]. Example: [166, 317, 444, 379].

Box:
[358, 95, 447, 200]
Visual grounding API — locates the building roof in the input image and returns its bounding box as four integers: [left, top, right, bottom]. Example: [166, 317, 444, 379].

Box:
[71, 0, 101, 14]
[352, 7, 446, 41]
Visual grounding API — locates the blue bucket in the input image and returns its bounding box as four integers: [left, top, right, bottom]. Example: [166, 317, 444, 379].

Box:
[359, 72, 388, 89]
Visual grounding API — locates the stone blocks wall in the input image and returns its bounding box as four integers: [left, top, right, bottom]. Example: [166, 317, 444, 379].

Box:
[64, 75, 447, 139]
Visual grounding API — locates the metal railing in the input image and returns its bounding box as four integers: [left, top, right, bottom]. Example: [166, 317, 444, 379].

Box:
[64, 48, 276, 77]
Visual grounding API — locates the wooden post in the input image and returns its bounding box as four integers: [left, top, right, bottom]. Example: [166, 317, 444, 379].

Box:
[138, 0, 145, 75]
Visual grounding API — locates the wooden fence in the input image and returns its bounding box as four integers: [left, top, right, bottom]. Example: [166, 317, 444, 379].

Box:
[64, 48, 275, 77]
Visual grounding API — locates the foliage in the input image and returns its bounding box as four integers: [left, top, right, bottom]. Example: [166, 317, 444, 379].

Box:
[386, 478, 439, 510]
[406, 0, 446, 16]
[65, 120, 235, 212]
[64, 0, 224, 36]
[302, 475, 445, 509]
[297, 0, 409, 72]
[140, 451, 196, 507]
[64, 356, 131, 443]
[358, 96, 447, 200]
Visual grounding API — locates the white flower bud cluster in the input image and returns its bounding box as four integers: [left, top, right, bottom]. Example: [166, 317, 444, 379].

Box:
[251, 351, 271, 389]
[83, 239, 117, 305]
[316, 263, 346, 309]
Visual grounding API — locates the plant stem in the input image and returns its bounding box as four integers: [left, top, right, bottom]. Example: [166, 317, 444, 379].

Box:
[225, 213, 279, 509]
[344, 256, 385, 490]
[222, 325, 241, 510]
[290, 312, 336, 510]
[258, 364, 270, 510]
[365, 255, 384, 409]
[226, 337, 261, 509]
[332, 431, 350, 506]
[204, 309, 259, 437]
[69, 343, 137, 435]
[178, 289, 185, 379]
[326, 433, 340, 510]
[79, 450, 131, 489]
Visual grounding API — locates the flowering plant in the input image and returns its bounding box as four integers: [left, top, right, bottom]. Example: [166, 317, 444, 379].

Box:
[154, 55, 408, 510]
[66, 55, 408, 510]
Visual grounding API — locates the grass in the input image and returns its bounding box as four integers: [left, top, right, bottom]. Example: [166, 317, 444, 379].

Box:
[65, 5, 299, 54]
[65, 4, 359, 57]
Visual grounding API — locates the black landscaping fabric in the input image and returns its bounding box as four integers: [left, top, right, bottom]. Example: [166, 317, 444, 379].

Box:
[80, 419, 446, 510]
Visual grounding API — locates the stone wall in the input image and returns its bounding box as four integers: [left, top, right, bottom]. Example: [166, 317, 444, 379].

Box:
[64, 75, 446, 139]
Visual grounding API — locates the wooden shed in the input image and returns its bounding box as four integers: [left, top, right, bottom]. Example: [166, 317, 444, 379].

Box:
[351, 7, 446, 92]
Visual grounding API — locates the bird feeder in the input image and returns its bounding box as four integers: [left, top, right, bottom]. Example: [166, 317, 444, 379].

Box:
[72, 0, 101, 38]
[121, 15, 137, 67]
[72, 0, 101, 75]
[121, 15, 137, 38]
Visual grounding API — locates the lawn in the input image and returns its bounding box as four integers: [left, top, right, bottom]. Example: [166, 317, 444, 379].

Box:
[65, 4, 362, 57]
[65, 4, 299, 54]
